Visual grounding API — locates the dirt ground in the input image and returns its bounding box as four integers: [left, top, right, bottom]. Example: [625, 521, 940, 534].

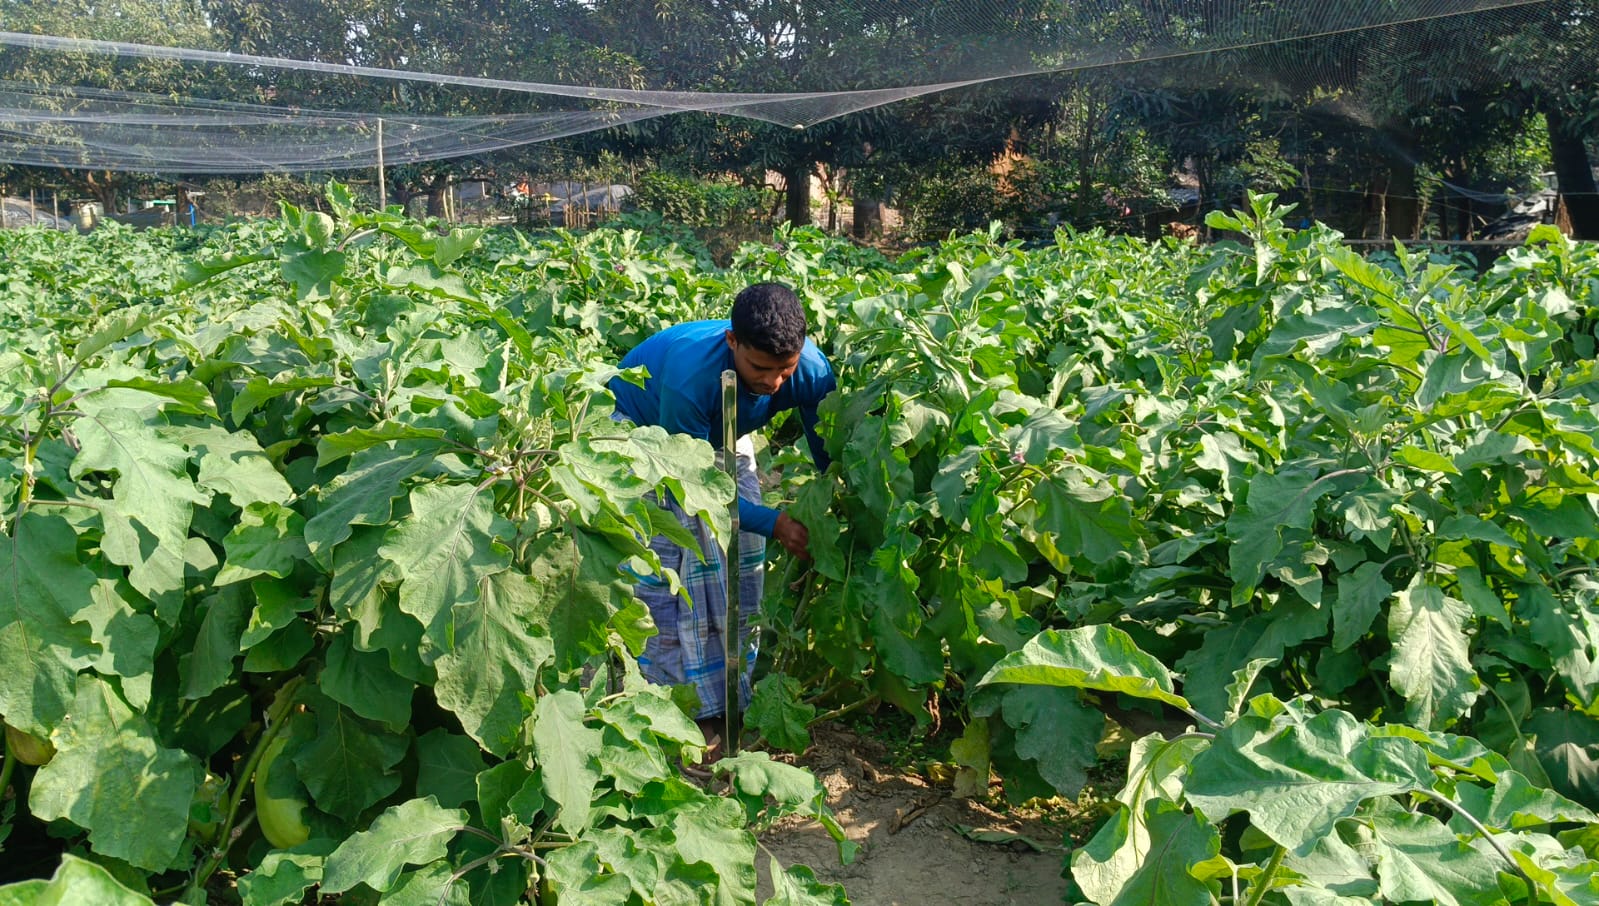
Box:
[754, 724, 1072, 906]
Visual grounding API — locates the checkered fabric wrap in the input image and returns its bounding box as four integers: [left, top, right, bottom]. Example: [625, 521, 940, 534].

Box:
[634, 434, 765, 719]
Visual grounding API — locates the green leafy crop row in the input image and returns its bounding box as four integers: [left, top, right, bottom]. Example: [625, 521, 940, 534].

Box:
[2, 187, 1597, 905]
[0, 189, 848, 905]
[749, 200, 1599, 903]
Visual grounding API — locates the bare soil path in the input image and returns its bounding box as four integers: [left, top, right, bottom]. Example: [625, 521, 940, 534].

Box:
[755, 725, 1071, 906]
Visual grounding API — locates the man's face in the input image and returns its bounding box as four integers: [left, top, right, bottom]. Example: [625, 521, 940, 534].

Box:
[725, 331, 801, 396]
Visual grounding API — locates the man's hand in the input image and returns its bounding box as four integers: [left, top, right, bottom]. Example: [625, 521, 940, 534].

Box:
[773, 511, 811, 561]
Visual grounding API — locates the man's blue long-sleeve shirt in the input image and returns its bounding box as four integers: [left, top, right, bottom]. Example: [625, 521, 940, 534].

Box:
[609, 320, 835, 537]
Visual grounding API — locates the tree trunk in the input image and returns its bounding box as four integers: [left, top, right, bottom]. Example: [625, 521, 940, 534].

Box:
[426, 179, 447, 219]
[781, 161, 812, 227]
[852, 197, 884, 240]
[1546, 106, 1599, 240]
[1075, 92, 1101, 220]
[392, 185, 417, 216]
[81, 170, 121, 213]
[1383, 145, 1420, 240]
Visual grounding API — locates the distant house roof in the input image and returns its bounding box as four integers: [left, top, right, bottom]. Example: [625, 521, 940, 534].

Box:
[1, 196, 70, 230]
[1480, 188, 1559, 241]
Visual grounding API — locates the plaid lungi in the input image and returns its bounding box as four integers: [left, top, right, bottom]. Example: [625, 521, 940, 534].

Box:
[635, 434, 765, 719]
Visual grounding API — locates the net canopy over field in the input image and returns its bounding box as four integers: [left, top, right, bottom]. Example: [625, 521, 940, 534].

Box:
[0, 0, 1592, 173]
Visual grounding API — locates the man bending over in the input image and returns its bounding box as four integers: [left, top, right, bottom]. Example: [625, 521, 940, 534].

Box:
[609, 282, 835, 757]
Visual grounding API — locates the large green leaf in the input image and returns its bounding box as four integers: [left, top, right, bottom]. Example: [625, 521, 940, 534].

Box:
[858, 561, 943, 686]
[320, 797, 468, 894]
[1183, 705, 1433, 855]
[303, 441, 440, 563]
[239, 578, 313, 654]
[1031, 474, 1141, 566]
[434, 568, 555, 757]
[0, 513, 99, 734]
[1280, 832, 1378, 899]
[377, 861, 475, 906]
[414, 729, 488, 810]
[746, 674, 816, 755]
[718, 752, 853, 862]
[523, 530, 635, 673]
[669, 806, 758, 906]
[1226, 467, 1339, 604]
[320, 631, 414, 728]
[1526, 709, 1599, 811]
[532, 690, 603, 835]
[996, 684, 1103, 798]
[165, 424, 293, 508]
[292, 694, 408, 821]
[29, 676, 199, 871]
[181, 587, 249, 699]
[1521, 583, 1599, 708]
[542, 841, 635, 905]
[1453, 769, 1599, 831]
[1174, 618, 1268, 723]
[315, 422, 450, 467]
[215, 502, 308, 585]
[764, 860, 849, 906]
[0, 855, 156, 906]
[589, 425, 733, 542]
[1361, 799, 1505, 906]
[78, 579, 159, 710]
[1387, 580, 1480, 729]
[281, 246, 346, 300]
[71, 402, 209, 616]
[475, 760, 544, 829]
[235, 841, 336, 906]
[976, 625, 1191, 712]
[1071, 800, 1221, 906]
[72, 306, 155, 365]
[326, 523, 400, 643]
[379, 482, 513, 659]
[229, 374, 336, 423]
[1332, 560, 1394, 651]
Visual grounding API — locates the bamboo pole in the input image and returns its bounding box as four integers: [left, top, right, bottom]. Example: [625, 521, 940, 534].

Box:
[721, 369, 742, 755]
[376, 119, 387, 210]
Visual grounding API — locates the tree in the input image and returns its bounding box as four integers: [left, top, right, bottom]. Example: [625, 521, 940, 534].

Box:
[200, 0, 647, 214]
[584, 0, 1056, 226]
[1484, 1, 1599, 238]
[0, 0, 219, 209]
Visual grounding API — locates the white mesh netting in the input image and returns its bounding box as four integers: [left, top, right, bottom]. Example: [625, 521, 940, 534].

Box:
[0, 1, 1589, 173]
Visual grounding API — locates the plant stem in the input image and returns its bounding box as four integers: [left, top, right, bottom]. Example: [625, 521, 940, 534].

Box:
[810, 694, 879, 726]
[1183, 707, 1224, 732]
[1242, 845, 1284, 906]
[184, 676, 304, 901]
[1413, 788, 1532, 889]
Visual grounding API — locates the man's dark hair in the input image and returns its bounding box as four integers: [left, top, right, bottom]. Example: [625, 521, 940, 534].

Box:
[730, 282, 807, 357]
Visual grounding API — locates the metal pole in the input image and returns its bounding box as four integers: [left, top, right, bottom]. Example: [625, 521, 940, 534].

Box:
[376, 119, 387, 210]
[720, 369, 741, 755]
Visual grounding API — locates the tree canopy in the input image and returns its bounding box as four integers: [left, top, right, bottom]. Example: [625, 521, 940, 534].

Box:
[0, 0, 1593, 237]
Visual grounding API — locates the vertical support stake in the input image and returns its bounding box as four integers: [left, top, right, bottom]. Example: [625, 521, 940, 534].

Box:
[720, 369, 741, 756]
[376, 118, 388, 210]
